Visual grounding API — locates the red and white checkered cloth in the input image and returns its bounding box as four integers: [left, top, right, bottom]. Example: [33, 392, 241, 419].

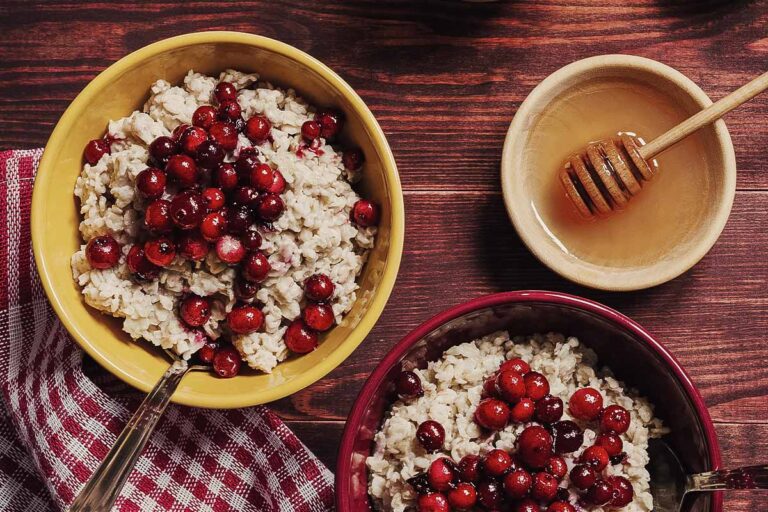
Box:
[0, 149, 335, 511]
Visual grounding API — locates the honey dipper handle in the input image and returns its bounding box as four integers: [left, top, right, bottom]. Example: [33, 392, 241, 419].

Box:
[638, 70, 768, 160]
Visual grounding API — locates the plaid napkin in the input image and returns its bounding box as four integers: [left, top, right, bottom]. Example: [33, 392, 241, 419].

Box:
[0, 149, 335, 511]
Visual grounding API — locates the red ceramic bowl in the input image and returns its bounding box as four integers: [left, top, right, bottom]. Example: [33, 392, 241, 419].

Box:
[336, 291, 723, 512]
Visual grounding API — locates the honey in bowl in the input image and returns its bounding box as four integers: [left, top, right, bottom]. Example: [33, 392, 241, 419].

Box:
[525, 77, 712, 268]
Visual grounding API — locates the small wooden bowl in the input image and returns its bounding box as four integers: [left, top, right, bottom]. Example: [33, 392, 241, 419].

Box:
[501, 55, 736, 291]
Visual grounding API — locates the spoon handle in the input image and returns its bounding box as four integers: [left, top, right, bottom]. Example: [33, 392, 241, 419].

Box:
[688, 464, 768, 491]
[69, 360, 190, 511]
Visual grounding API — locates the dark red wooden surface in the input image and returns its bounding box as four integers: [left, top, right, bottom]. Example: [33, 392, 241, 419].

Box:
[1, 1, 767, 509]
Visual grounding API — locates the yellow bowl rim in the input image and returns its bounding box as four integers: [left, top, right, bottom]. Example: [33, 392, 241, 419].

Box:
[31, 31, 404, 408]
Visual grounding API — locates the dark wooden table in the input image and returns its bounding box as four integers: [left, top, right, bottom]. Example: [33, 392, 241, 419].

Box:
[2, 1, 767, 509]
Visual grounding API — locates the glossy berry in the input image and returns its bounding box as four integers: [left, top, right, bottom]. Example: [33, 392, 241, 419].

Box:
[607, 476, 634, 507]
[427, 458, 456, 492]
[284, 319, 318, 353]
[216, 163, 239, 190]
[241, 229, 262, 251]
[447, 482, 477, 509]
[550, 420, 584, 454]
[233, 186, 259, 207]
[170, 191, 206, 230]
[179, 295, 211, 327]
[586, 480, 613, 506]
[216, 235, 246, 264]
[126, 245, 160, 279]
[176, 231, 209, 261]
[476, 480, 503, 510]
[166, 154, 198, 188]
[250, 164, 276, 192]
[214, 81, 237, 103]
[600, 405, 631, 434]
[144, 237, 176, 267]
[84, 138, 111, 165]
[245, 115, 271, 143]
[569, 464, 597, 490]
[407, 473, 431, 495]
[234, 278, 259, 302]
[85, 235, 120, 269]
[580, 446, 609, 471]
[149, 136, 177, 166]
[482, 449, 513, 478]
[264, 169, 286, 194]
[503, 469, 532, 499]
[208, 121, 238, 152]
[500, 358, 531, 376]
[235, 150, 260, 183]
[224, 205, 252, 235]
[242, 251, 271, 282]
[531, 472, 558, 503]
[196, 140, 225, 169]
[144, 199, 173, 233]
[227, 304, 264, 334]
[517, 426, 553, 469]
[303, 303, 334, 332]
[180, 126, 208, 156]
[545, 456, 568, 480]
[197, 338, 218, 364]
[202, 187, 225, 211]
[217, 100, 241, 121]
[416, 420, 445, 452]
[305, 274, 334, 302]
[351, 199, 380, 227]
[212, 345, 241, 378]
[534, 395, 564, 424]
[569, 387, 604, 421]
[417, 493, 449, 512]
[315, 108, 344, 139]
[255, 193, 285, 222]
[481, 376, 499, 398]
[342, 148, 364, 171]
[200, 212, 228, 241]
[515, 498, 540, 512]
[457, 455, 481, 483]
[395, 370, 423, 399]
[474, 398, 510, 431]
[510, 398, 536, 423]
[301, 120, 321, 141]
[495, 370, 526, 403]
[192, 105, 217, 129]
[595, 432, 623, 457]
[523, 371, 549, 401]
[547, 502, 575, 512]
[171, 123, 191, 141]
[136, 167, 166, 200]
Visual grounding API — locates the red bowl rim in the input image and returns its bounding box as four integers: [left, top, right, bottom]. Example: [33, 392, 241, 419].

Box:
[336, 290, 723, 511]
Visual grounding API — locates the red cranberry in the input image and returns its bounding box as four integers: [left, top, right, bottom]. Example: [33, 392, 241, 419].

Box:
[284, 319, 318, 353]
[212, 345, 241, 378]
[301, 120, 321, 141]
[600, 405, 631, 434]
[417, 493, 449, 512]
[523, 371, 550, 401]
[534, 395, 564, 424]
[531, 472, 558, 503]
[510, 398, 536, 423]
[84, 138, 110, 165]
[197, 338, 218, 364]
[595, 432, 623, 457]
[216, 235, 246, 264]
[136, 167, 166, 200]
[171, 123, 191, 141]
[305, 274, 334, 302]
[517, 426, 553, 469]
[233, 186, 259, 207]
[342, 148, 364, 171]
[176, 231, 209, 261]
[180, 126, 208, 156]
[166, 154, 198, 188]
[227, 304, 264, 334]
[547, 502, 575, 512]
[170, 190, 206, 230]
[216, 163, 239, 190]
[241, 229, 262, 251]
[395, 370, 423, 399]
[457, 455, 481, 483]
[179, 295, 211, 327]
[235, 150, 260, 183]
[586, 480, 613, 506]
[242, 251, 271, 282]
[126, 245, 160, 279]
[234, 278, 259, 301]
[550, 420, 583, 454]
[245, 115, 271, 143]
[144, 237, 176, 267]
[416, 420, 445, 452]
[85, 235, 121, 269]
[607, 476, 634, 507]
[482, 449, 513, 478]
[218, 100, 241, 121]
[515, 498, 540, 512]
[427, 458, 456, 492]
[208, 121, 238, 152]
[144, 199, 173, 233]
[569, 464, 597, 490]
[250, 164, 276, 192]
[196, 140, 224, 169]
[266, 169, 286, 194]
[214, 81, 237, 103]
[482, 375, 499, 398]
[447, 482, 477, 510]
[476, 480, 503, 510]
[545, 456, 567, 480]
[192, 105, 218, 129]
[224, 205, 253, 235]
[474, 398, 510, 431]
[303, 303, 334, 332]
[495, 370, 526, 403]
[407, 473, 431, 495]
[569, 388, 604, 421]
[500, 358, 531, 375]
[503, 469, 532, 499]
[200, 212, 228, 241]
[149, 136, 177, 166]
[580, 446, 609, 471]
[315, 108, 344, 139]
[202, 187, 225, 211]
[233, 117, 246, 133]
[351, 199, 380, 227]
[255, 193, 285, 222]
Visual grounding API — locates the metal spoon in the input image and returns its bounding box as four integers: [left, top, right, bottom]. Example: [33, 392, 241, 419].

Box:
[648, 438, 768, 511]
[69, 350, 209, 511]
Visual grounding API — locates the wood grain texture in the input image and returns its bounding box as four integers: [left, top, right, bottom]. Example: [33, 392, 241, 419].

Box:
[1, 0, 767, 509]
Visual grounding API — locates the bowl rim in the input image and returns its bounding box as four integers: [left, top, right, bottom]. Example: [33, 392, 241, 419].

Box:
[501, 54, 737, 291]
[336, 290, 723, 511]
[31, 31, 405, 408]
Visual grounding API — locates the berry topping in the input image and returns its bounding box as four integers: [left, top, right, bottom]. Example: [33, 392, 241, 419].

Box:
[234, 278, 259, 301]
[600, 405, 631, 434]
[214, 82, 237, 103]
[241, 229, 263, 251]
[351, 199, 380, 227]
[217, 100, 241, 121]
[315, 108, 344, 139]
[255, 193, 285, 222]
[301, 120, 321, 141]
[176, 231, 209, 261]
[476, 480, 503, 510]
[165, 154, 198, 188]
[242, 251, 271, 282]
[395, 370, 424, 399]
[84, 138, 111, 165]
[523, 371, 550, 401]
[227, 304, 264, 334]
[457, 455, 481, 483]
[179, 295, 211, 327]
[197, 338, 218, 364]
[232, 186, 259, 207]
[342, 148, 364, 171]
[179, 126, 208, 156]
[235, 149, 260, 182]
[407, 473, 431, 495]
[136, 167, 166, 200]
[149, 136, 177, 166]
[245, 115, 271, 143]
[171, 123, 191, 141]
[482, 375, 499, 398]
[416, 420, 445, 452]
[427, 458, 456, 492]
[580, 445, 609, 471]
[208, 121, 238, 152]
[305, 274, 334, 302]
[144, 199, 173, 233]
[595, 432, 623, 457]
[85, 235, 120, 269]
[126, 245, 160, 279]
[202, 187, 226, 211]
[510, 398, 536, 423]
[482, 449, 513, 478]
[302, 303, 334, 332]
[213, 163, 237, 191]
[550, 420, 584, 454]
[495, 370, 526, 403]
[417, 492, 449, 512]
[534, 395, 564, 424]
[531, 471, 559, 502]
[474, 398, 511, 431]
[224, 205, 252, 235]
[547, 502, 576, 512]
[503, 468, 532, 499]
[264, 169, 286, 194]
[284, 319, 318, 353]
[569, 387, 604, 421]
[192, 105, 218, 129]
[515, 498, 540, 512]
[251, 164, 276, 192]
[569, 464, 597, 490]
[196, 140, 225, 169]
[170, 190, 206, 230]
[545, 455, 568, 480]
[586, 480, 613, 506]
[500, 358, 531, 375]
[447, 482, 477, 509]
[517, 425, 553, 469]
[215, 235, 246, 264]
[200, 212, 228, 241]
[212, 345, 241, 378]
[144, 237, 176, 267]
[607, 476, 634, 507]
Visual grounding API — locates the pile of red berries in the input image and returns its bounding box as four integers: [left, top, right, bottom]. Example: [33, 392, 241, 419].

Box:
[82, 80, 380, 378]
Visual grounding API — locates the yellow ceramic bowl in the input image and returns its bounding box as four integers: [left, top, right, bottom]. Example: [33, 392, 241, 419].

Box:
[31, 32, 404, 408]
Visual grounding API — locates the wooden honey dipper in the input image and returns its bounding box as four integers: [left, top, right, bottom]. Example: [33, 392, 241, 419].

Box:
[560, 71, 768, 218]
